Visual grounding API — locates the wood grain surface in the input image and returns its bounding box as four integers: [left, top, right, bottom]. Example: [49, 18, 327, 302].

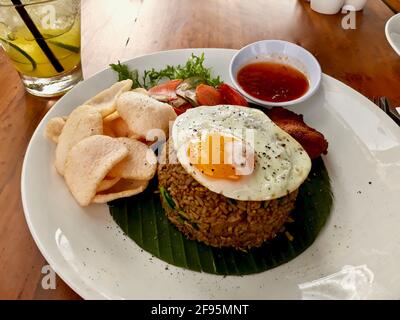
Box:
[383, 0, 400, 12]
[0, 0, 399, 300]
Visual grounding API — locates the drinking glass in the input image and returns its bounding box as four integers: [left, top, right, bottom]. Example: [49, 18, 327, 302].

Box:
[0, 0, 82, 97]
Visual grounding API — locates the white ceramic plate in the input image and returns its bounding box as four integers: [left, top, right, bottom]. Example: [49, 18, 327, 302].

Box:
[386, 13, 400, 56]
[22, 49, 400, 300]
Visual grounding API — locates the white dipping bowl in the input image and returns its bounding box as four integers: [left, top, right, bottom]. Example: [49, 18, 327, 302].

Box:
[230, 40, 322, 107]
[385, 13, 400, 56]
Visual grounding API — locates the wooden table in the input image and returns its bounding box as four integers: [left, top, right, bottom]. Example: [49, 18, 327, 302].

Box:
[0, 0, 399, 300]
[384, 0, 400, 13]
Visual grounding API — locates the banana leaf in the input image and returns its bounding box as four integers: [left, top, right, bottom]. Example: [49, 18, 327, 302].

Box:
[109, 157, 332, 276]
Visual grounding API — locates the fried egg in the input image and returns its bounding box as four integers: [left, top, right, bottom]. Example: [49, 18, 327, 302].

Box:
[172, 105, 311, 201]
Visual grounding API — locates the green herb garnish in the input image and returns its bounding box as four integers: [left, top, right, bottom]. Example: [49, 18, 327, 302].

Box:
[160, 187, 199, 230]
[142, 53, 222, 88]
[110, 61, 141, 88]
[110, 53, 222, 89]
[160, 186, 177, 210]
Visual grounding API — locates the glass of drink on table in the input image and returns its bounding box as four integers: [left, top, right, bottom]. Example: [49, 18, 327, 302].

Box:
[0, 0, 82, 97]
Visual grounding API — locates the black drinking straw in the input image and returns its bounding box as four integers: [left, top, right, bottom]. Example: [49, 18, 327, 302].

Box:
[11, 0, 64, 73]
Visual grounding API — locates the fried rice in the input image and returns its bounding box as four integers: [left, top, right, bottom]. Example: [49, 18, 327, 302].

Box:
[158, 141, 298, 251]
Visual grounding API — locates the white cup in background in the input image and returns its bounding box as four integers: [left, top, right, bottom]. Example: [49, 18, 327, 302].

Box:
[310, 0, 345, 15]
[343, 0, 368, 11]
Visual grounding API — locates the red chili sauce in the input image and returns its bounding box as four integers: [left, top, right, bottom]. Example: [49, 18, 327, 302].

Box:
[237, 62, 309, 103]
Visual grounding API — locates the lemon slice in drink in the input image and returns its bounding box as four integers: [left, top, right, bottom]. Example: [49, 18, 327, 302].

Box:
[0, 37, 37, 73]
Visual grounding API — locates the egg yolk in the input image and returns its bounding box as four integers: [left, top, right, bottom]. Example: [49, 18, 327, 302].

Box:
[188, 134, 252, 180]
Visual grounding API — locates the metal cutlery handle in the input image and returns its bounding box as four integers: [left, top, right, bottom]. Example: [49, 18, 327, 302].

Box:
[372, 97, 400, 126]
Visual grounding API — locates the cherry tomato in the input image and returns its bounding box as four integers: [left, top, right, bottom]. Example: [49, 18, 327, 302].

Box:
[148, 79, 182, 101]
[218, 83, 248, 106]
[196, 84, 223, 106]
